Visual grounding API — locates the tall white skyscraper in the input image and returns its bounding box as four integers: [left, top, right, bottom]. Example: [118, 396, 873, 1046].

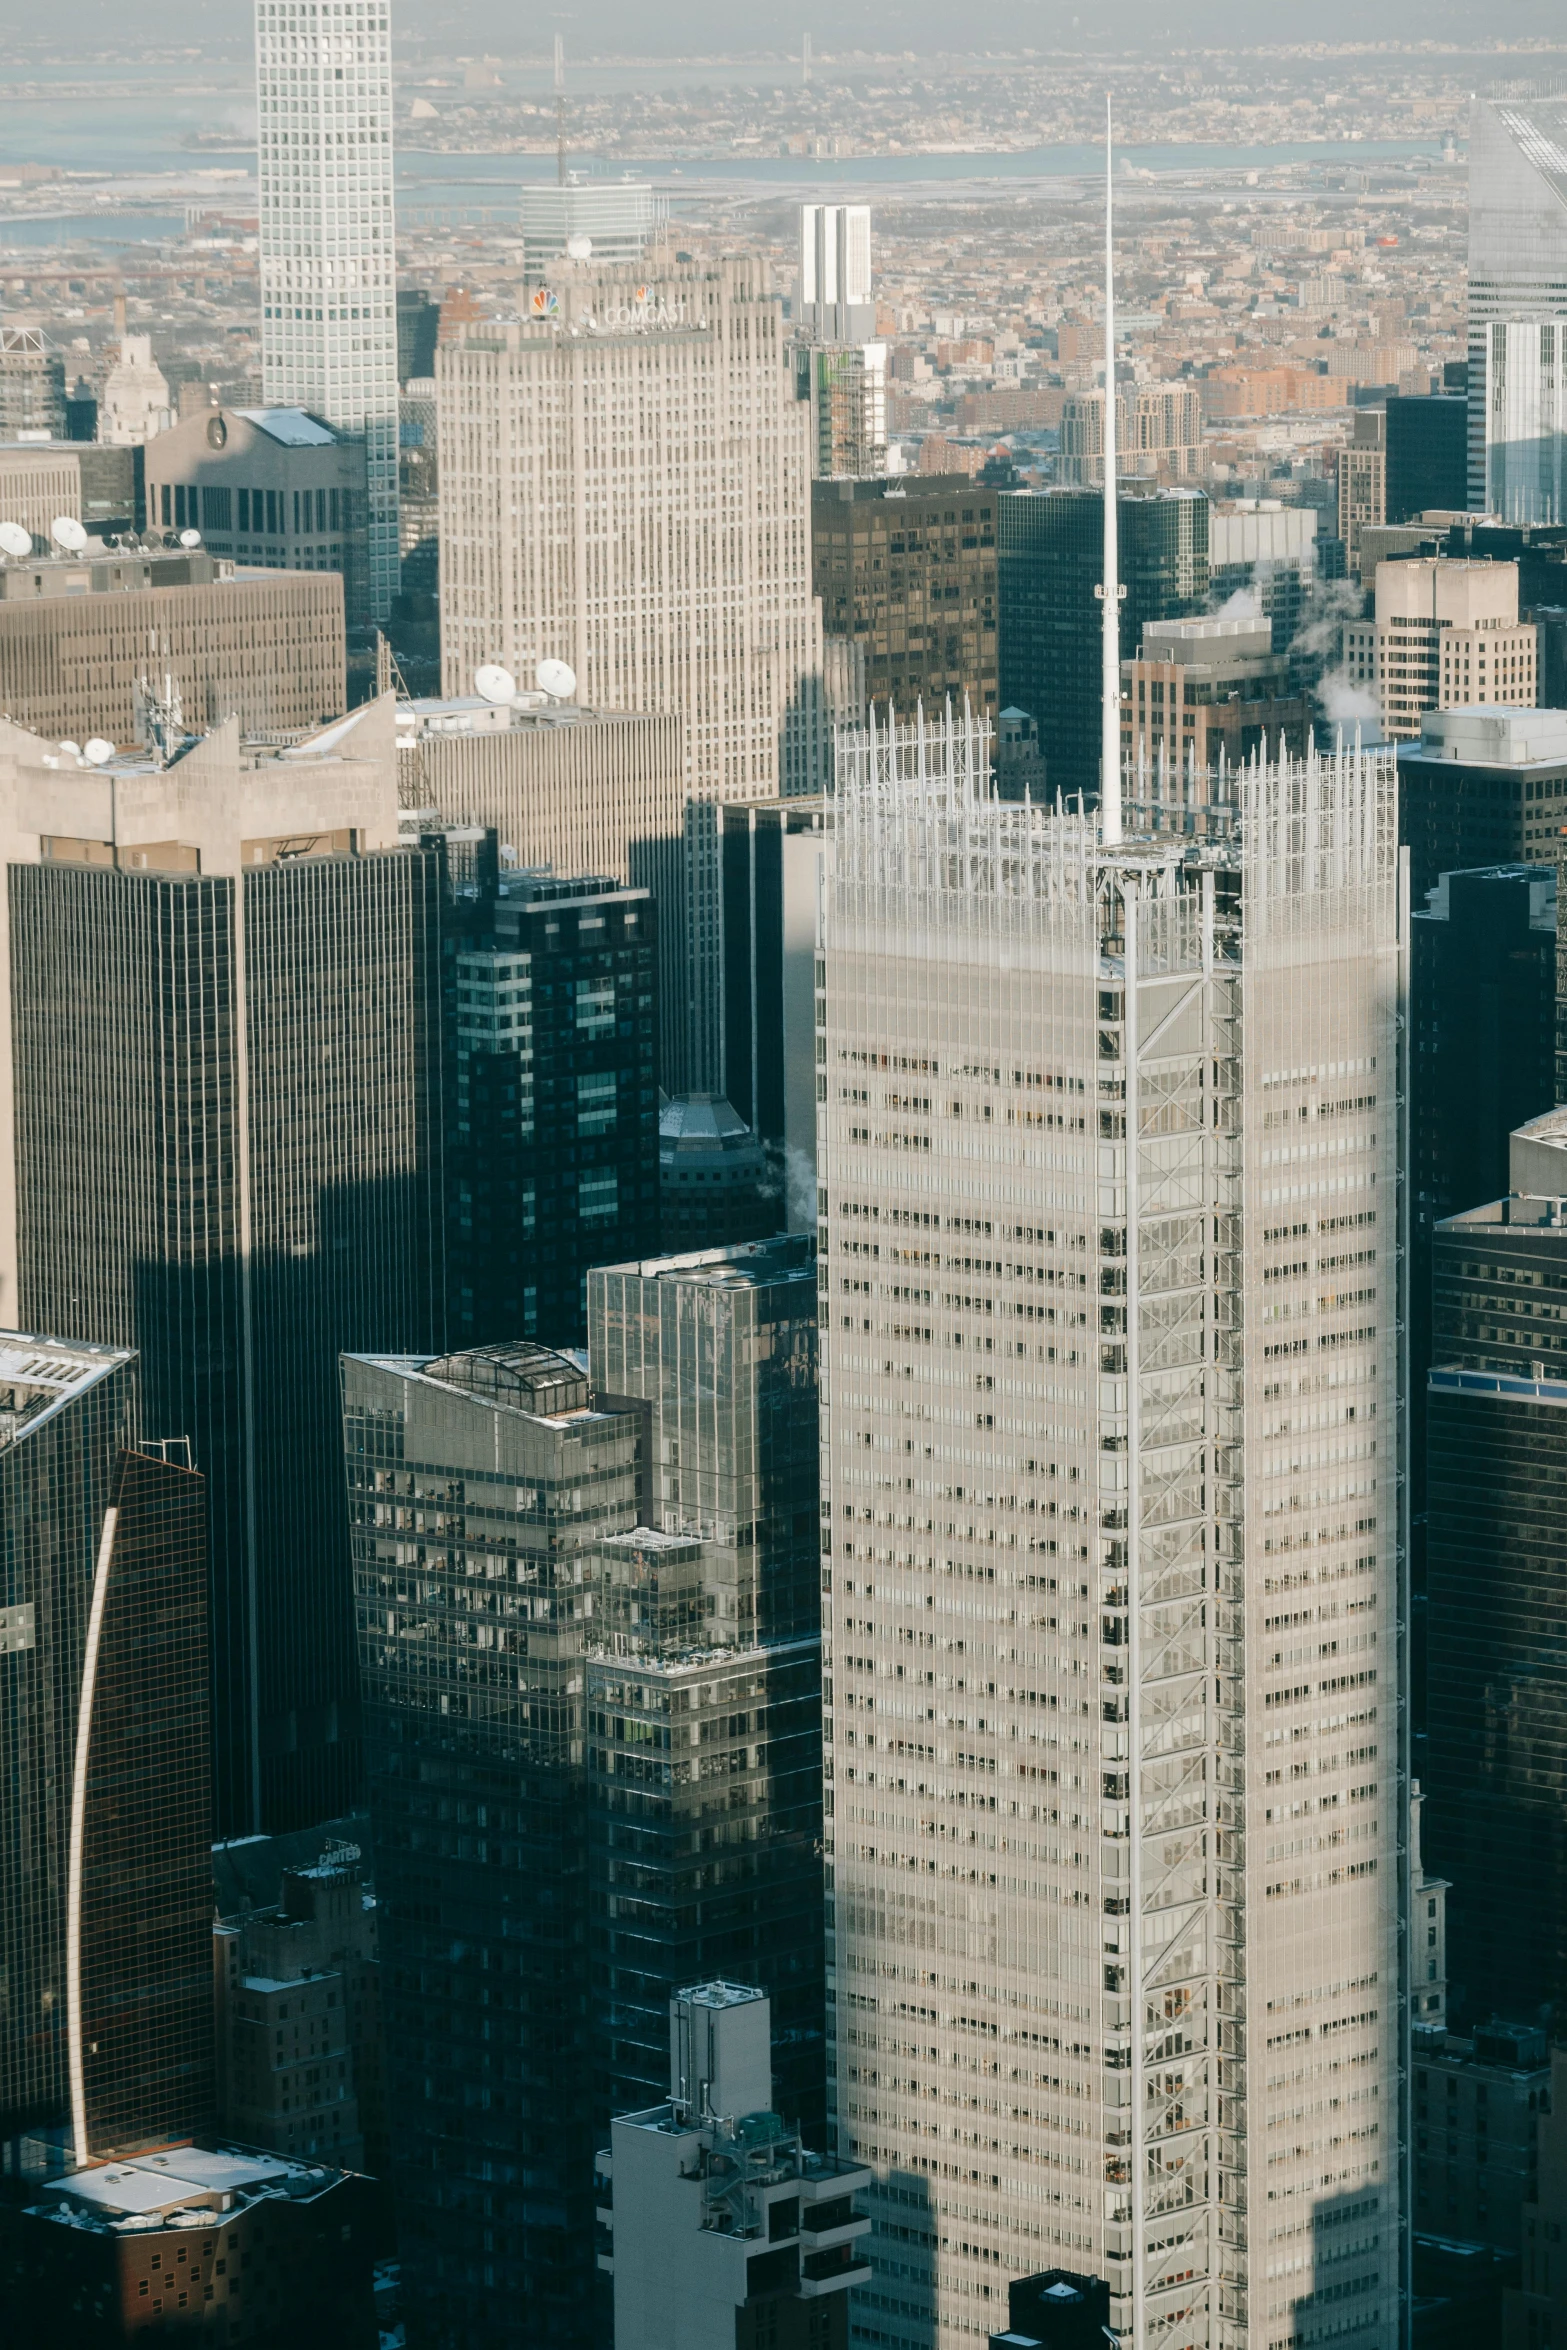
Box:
[799, 203, 875, 343]
[817, 711, 1404, 2348]
[436, 257, 821, 1090]
[1468, 90, 1567, 523]
[255, 0, 399, 621]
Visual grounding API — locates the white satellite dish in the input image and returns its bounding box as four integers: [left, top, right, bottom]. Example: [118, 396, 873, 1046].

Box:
[537, 657, 577, 701]
[179, 527, 202, 549]
[58, 740, 82, 758]
[50, 516, 88, 553]
[565, 232, 593, 261]
[0, 521, 32, 558]
[84, 737, 116, 766]
[474, 662, 517, 706]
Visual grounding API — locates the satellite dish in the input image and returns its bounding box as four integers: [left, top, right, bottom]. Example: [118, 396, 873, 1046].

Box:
[474, 662, 517, 705]
[50, 516, 87, 553]
[84, 737, 116, 766]
[565, 232, 593, 261]
[58, 740, 82, 758]
[179, 527, 202, 549]
[537, 657, 577, 701]
[0, 521, 31, 558]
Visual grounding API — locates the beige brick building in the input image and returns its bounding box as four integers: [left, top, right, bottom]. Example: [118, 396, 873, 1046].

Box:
[1345, 555, 1537, 740]
[0, 551, 345, 744]
[436, 256, 820, 1087]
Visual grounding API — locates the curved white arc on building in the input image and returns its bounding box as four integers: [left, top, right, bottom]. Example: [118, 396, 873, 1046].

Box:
[67, 1503, 117, 2166]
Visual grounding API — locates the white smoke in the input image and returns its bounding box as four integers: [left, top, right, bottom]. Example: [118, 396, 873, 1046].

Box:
[1315, 670, 1381, 733]
[1209, 585, 1261, 622]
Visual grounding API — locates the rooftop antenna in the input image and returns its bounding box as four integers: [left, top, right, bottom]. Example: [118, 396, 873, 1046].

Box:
[554, 33, 566, 188]
[1097, 94, 1123, 848]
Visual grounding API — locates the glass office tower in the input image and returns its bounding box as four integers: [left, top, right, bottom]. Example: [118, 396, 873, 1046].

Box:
[0, 1337, 211, 2163]
[4, 704, 445, 1836]
[1468, 91, 1567, 524]
[1426, 1112, 1567, 2028]
[999, 486, 1208, 807]
[344, 1343, 645, 2350]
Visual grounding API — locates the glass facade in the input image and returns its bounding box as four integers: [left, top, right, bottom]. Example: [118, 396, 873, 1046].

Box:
[998, 486, 1209, 807]
[344, 1345, 645, 2350]
[1409, 866, 1557, 1601]
[0, 1339, 135, 2144]
[1427, 1197, 1567, 2026]
[446, 870, 660, 1351]
[9, 842, 446, 1836]
[586, 1634, 825, 2134]
[78, 1444, 213, 2159]
[0, 1339, 212, 2164]
[1467, 96, 1567, 525]
[812, 476, 997, 722]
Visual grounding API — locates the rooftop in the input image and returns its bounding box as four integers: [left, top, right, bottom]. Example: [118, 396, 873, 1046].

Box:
[1408, 706, 1567, 768]
[235, 407, 340, 447]
[36, 2145, 346, 2234]
[0, 1333, 132, 1451]
[612, 1233, 816, 1290]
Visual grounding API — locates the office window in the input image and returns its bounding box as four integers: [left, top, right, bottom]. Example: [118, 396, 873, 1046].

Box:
[238, 487, 251, 531]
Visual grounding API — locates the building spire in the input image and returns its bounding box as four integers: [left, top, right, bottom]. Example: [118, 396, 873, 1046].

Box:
[1101, 95, 1122, 847]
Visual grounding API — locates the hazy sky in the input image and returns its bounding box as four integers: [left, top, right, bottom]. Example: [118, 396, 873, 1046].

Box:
[2, 0, 1566, 56]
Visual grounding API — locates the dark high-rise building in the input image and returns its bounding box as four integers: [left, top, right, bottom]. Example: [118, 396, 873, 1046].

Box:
[396, 289, 440, 386]
[812, 475, 998, 721]
[2, 702, 446, 1836]
[1397, 706, 1567, 900]
[1426, 1112, 1567, 2027]
[445, 867, 660, 1350]
[1386, 392, 1470, 524]
[1410, 864, 1558, 1534]
[587, 1236, 825, 2132]
[719, 795, 827, 1211]
[343, 1343, 647, 2350]
[999, 485, 1209, 804]
[656, 1092, 780, 1252]
[345, 1240, 825, 2338]
[0, 1336, 212, 2164]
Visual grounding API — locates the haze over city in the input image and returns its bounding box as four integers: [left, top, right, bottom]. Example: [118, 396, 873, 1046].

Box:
[0, 11, 1566, 2350]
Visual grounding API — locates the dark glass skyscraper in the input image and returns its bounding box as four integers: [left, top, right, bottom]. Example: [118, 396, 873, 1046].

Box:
[998, 485, 1209, 804]
[445, 867, 660, 1351]
[1426, 1114, 1567, 2026]
[345, 1240, 824, 2339]
[1410, 866, 1558, 1627]
[1386, 392, 1469, 525]
[0, 1336, 212, 2163]
[587, 1236, 825, 2134]
[3, 704, 446, 1835]
[344, 1343, 646, 2350]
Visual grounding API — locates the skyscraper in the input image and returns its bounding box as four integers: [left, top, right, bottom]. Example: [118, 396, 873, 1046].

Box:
[799, 204, 875, 343]
[1385, 392, 1469, 526]
[435, 257, 821, 1090]
[816, 710, 1402, 2346]
[343, 1342, 647, 2350]
[999, 486, 1209, 806]
[0, 702, 445, 1836]
[1425, 1112, 1567, 2027]
[813, 475, 999, 720]
[0, 1337, 212, 2163]
[444, 866, 660, 1350]
[1468, 91, 1567, 524]
[587, 1234, 826, 2131]
[255, 0, 399, 621]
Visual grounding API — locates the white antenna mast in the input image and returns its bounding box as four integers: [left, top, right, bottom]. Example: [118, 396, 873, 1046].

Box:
[1099, 94, 1122, 846]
